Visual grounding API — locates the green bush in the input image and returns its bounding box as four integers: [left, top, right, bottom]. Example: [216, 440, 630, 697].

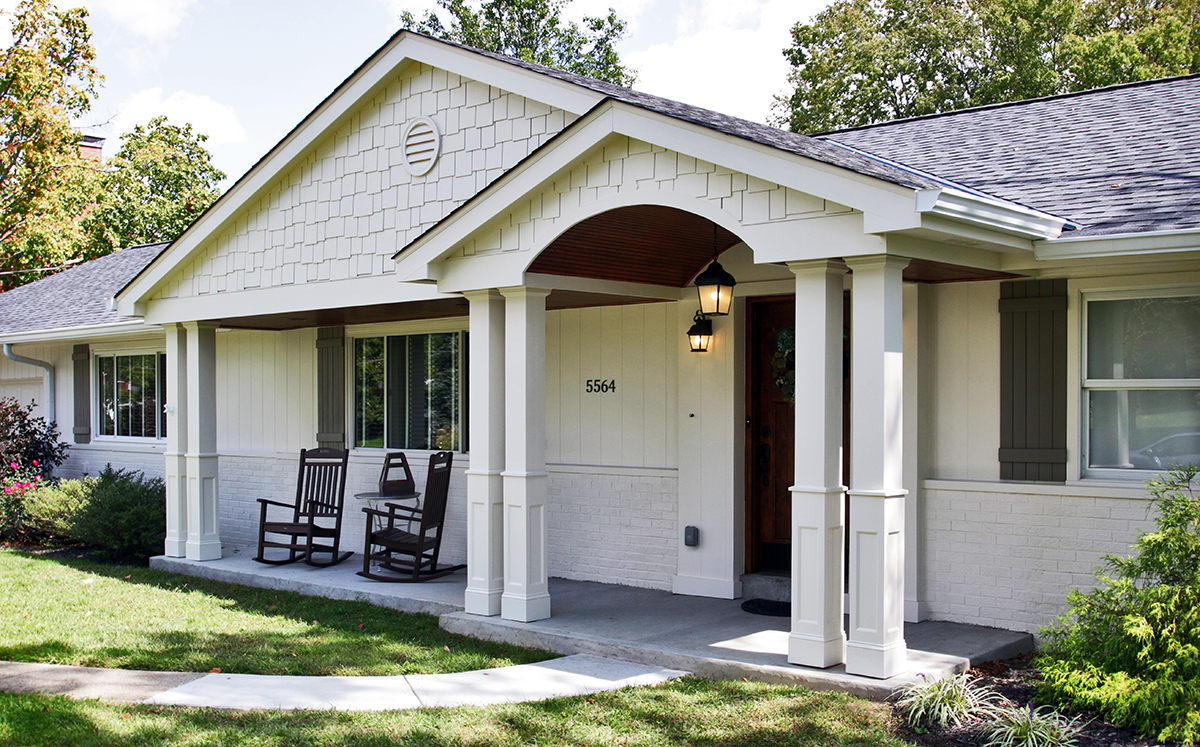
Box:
[24, 476, 96, 540]
[895, 672, 1009, 729]
[72, 466, 166, 559]
[1037, 465, 1200, 744]
[0, 397, 69, 478]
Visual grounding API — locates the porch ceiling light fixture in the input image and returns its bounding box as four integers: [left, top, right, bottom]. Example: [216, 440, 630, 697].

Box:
[687, 310, 714, 353]
[694, 225, 736, 316]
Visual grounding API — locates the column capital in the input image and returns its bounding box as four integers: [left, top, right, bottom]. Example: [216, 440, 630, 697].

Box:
[787, 259, 848, 276]
[844, 254, 911, 273]
[462, 289, 506, 302]
[498, 286, 552, 300]
[181, 320, 222, 331]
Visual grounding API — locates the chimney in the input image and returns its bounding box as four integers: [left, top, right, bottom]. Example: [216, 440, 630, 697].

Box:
[79, 135, 105, 164]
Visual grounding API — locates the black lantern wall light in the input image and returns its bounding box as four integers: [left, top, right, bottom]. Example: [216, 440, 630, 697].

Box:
[688, 225, 736, 352]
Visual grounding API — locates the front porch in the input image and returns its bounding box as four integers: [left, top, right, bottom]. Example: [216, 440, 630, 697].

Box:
[152, 550, 1034, 700]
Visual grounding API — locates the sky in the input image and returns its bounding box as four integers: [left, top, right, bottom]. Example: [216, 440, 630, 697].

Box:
[45, 0, 831, 184]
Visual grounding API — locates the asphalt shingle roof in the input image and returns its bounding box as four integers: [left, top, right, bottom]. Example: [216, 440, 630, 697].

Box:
[0, 243, 167, 336]
[818, 76, 1200, 236]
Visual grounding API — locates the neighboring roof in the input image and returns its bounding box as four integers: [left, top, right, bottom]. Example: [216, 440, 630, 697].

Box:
[819, 76, 1200, 237]
[0, 243, 166, 336]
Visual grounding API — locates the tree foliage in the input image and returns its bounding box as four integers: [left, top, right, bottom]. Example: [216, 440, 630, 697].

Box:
[773, 0, 1200, 133]
[0, 0, 99, 287]
[80, 116, 225, 259]
[399, 0, 635, 87]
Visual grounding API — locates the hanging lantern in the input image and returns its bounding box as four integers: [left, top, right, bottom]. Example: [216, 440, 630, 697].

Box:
[687, 310, 713, 353]
[694, 258, 736, 316]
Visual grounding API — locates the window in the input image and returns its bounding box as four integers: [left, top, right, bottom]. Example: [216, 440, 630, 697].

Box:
[97, 353, 166, 438]
[1084, 292, 1200, 472]
[352, 332, 466, 451]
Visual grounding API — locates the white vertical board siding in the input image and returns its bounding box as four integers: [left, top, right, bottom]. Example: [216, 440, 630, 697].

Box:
[927, 281, 1001, 481]
[545, 303, 677, 468]
[216, 328, 317, 454]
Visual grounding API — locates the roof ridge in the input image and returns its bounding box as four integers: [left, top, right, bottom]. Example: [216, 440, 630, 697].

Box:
[814, 73, 1200, 136]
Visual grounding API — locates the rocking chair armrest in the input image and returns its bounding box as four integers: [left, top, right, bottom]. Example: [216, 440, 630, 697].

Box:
[257, 498, 296, 509]
[362, 505, 410, 520]
[384, 502, 422, 515]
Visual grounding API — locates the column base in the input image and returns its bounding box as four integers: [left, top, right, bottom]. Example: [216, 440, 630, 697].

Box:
[185, 540, 222, 562]
[846, 639, 907, 679]
[788, 632, 846, 668]
[163, 538, 187, 558]
[464, 588, 503, 616]
[501, 592, 551, 622]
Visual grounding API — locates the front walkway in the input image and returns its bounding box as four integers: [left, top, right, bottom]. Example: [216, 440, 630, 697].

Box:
[153, 549, 1035, 700]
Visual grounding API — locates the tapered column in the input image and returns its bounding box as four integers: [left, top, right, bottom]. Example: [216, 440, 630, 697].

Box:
[499, 287, 552, 622]
[787, 260, 848, 668]
[464, 290, 506, 616]
[163, 323, 188, 558]
[183, 321, 221, 561]
[845, 255, 909, 678]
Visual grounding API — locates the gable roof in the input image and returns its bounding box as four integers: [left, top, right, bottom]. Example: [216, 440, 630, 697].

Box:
[0, 243, 165, 338]
[819, 75, 1200, 237]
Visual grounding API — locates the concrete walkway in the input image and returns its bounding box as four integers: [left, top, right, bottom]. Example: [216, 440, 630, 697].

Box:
[152, 549, 1036, 700]
[0, 655, 686, 711]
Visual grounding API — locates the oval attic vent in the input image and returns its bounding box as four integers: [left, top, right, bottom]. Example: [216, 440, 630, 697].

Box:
[401, 117, 441, 177]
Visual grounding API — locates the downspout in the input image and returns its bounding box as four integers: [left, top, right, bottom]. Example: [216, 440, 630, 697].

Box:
[2, 343, 55, 424]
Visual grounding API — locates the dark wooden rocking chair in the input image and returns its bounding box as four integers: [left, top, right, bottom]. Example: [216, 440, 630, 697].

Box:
[358, 451, 465, 582]
[254, 447, 354, 567]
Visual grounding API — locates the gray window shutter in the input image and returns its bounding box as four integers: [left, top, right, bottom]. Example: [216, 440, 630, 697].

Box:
[72, 344, 91, 444]
[999, 279, 1067, 481]
[316, 327, 345, 449]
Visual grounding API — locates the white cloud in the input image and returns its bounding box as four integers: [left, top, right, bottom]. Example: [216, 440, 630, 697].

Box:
[83, 0, 198, 39]
[111, 87, 247, 145]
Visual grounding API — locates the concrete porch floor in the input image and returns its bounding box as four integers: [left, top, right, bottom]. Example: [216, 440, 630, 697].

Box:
[152, 548, 1034, 700]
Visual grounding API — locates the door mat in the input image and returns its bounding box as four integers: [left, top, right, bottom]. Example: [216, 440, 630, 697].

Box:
[740, 598, 790, 617]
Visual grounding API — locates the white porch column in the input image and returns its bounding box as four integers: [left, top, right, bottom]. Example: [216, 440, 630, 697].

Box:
[787, 260, 848, 668]
[163, 323, 188, 558]
[463, 290, 506, 616]
[499, 287, 552, 622]
[183, 321, 221, 561]
[845, 255, 909, 679]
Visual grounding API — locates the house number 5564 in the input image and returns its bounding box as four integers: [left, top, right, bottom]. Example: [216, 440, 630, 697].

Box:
[585, 379, 617, 393]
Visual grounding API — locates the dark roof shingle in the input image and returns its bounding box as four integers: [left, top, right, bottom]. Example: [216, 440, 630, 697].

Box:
[0, 243, 166, 336]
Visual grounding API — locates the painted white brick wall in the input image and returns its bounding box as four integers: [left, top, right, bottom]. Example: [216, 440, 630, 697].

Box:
[546, 467, 679, 590]
[155, 64, 574, 301]
[923, 483, 1153, 634]
[59, 443, 166, 480]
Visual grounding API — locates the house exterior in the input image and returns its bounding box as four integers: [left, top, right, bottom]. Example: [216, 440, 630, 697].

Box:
[2, 31, 1197, 680]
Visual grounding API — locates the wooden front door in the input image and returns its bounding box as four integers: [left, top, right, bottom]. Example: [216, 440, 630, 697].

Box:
[746, 294, 851, 575]
[746, 297, 797, 572]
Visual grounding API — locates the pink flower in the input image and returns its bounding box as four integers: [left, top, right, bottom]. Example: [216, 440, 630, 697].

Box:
[3, 487, 11, 494]
[9, 462, 15, 470]
[31, 460, 38, 467]
[34, 475, 41, 481]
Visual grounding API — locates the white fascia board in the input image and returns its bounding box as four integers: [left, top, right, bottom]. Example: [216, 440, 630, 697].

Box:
[395, 101, 925, 278]
[913, 188, 1067, 240]
[1034, 227, 1200, 261]
[116, 34, 607, 315]
[142, 273, 455, 326]
[521, 273, 683, 300]
[0, 321, 160, 345]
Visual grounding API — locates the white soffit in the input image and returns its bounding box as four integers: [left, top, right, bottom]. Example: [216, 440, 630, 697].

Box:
[1034, 227, 1200, 261]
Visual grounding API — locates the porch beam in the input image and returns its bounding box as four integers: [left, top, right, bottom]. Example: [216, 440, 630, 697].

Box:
[463, 290, 506, 616]
[183, 321, 221, 561]
[786, 259, 848, 668]
[163, 323, 188, 558]
[499, 286, 552, 622]
[845, 255, 909, 679]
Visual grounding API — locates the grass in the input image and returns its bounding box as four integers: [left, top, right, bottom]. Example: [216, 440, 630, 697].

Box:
[0, 547, 553, 676]
[0, 678, 910, 746]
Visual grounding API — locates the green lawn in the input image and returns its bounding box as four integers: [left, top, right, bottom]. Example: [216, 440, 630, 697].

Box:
[0, 679, 909, 746]
[0, 548, 553, 676]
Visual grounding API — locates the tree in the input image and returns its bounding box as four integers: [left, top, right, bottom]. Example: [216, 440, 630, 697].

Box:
[0, 0, 99, 289]
[80, 116, 225, 259]
[399, 0, 636, 87]
[773, 0, 1200, 134]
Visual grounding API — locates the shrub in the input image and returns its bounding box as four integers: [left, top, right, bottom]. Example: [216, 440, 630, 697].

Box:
[0, 397, 69, 479]
[1038, 465, 1200, 744]
[24, 476, 96, 541]
[894, 672, 1010, 729]
[981, 705, 1084, 747]
[72, 465, 166, 559]
[0, 460, 46, 540]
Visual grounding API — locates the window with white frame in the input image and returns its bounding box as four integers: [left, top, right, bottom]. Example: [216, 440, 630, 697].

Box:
[352, 332, 466, 451]
[1084, 291, 1200, 472]
[96, 352, 166, 438]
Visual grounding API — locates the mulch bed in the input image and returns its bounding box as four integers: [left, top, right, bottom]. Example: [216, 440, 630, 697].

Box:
[896, 655, 1165, 747]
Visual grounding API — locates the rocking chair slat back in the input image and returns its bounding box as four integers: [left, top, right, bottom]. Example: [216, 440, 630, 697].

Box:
[298, 447, 349, 518]
[422, 451, 453, 528]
